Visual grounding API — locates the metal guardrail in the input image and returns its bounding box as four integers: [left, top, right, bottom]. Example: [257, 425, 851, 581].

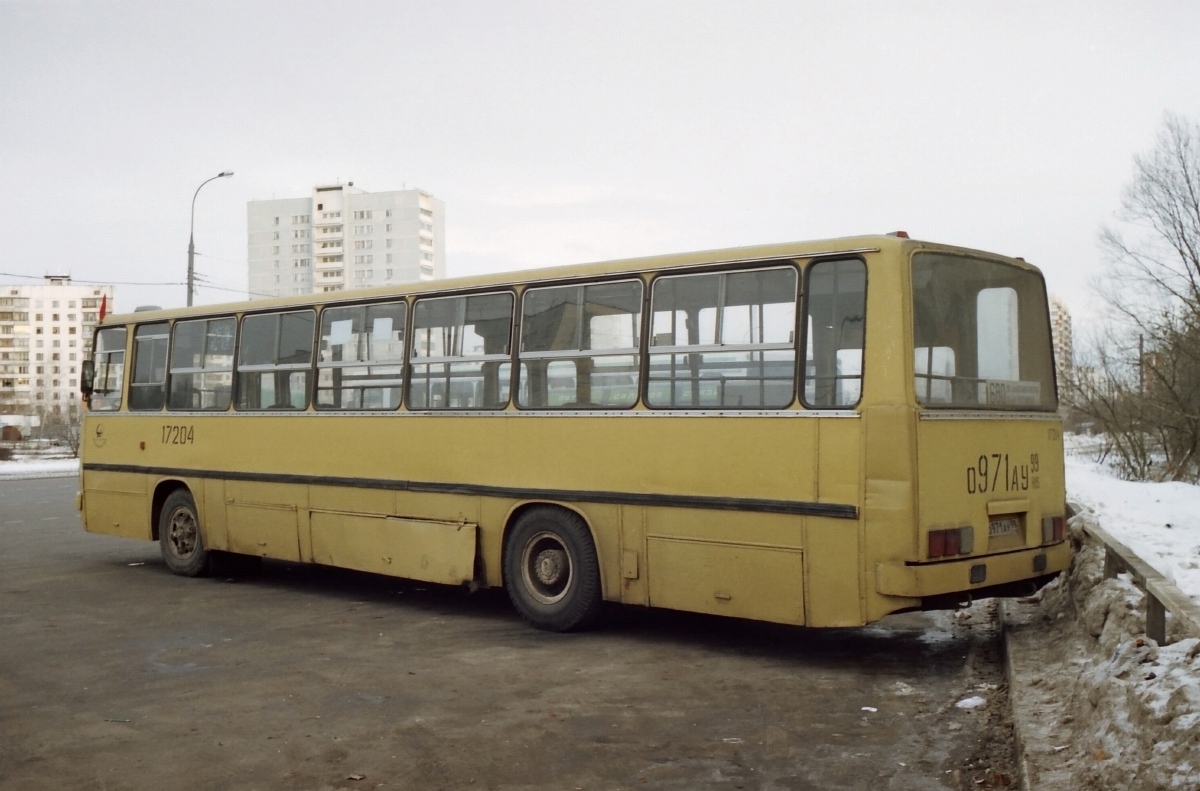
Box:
[1082, 517, 1200, 645]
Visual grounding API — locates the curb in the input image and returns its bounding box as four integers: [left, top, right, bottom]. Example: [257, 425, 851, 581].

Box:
[998, 599, 1034, 791]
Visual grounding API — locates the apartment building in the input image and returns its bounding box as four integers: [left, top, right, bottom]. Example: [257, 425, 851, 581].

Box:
[0, 276, 115, 432]
[247, 183, 445, 299]
[1049, 296, 1073, 382]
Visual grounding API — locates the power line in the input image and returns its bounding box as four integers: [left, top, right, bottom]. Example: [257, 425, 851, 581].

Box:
[0, 271, 186, 286]
[1, 271, 290, 301]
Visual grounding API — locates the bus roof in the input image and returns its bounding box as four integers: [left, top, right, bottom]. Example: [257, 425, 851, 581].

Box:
[103, 234, 1037, 324]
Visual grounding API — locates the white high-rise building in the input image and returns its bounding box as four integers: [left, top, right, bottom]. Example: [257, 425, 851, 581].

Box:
[1049, 296, 1073, 381]
[0, 276, 115, 432]
[247, 183, 445, 299]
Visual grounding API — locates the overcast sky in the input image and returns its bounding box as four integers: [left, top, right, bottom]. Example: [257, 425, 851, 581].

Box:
[2, 1, 1198, 327]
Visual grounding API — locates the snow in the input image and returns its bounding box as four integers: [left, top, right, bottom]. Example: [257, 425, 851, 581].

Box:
[1005, 536, 1200, 790]
[1065, 439, 1200, 602]
[954, 696, 986, 709]
[1004, 439, 1200, 790]
[0, 457, 79, 481]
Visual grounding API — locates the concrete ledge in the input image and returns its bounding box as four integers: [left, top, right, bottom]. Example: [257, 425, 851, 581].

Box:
[999, 599, 1034, 791]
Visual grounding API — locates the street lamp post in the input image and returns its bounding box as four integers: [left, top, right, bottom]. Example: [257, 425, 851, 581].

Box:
[188, 171, 234, 307]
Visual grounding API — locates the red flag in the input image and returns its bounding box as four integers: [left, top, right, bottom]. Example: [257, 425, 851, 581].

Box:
[99, 295, 107, 321]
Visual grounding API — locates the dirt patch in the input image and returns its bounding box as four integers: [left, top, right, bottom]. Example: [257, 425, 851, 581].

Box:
[1004, 510, 1200, 790]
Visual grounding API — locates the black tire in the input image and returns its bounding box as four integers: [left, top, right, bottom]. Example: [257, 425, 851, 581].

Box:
[158, 489, 210, 577]
[503, 506, 602, 632]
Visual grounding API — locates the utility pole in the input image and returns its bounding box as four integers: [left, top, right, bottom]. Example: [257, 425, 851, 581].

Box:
[188, 171, 234, 307]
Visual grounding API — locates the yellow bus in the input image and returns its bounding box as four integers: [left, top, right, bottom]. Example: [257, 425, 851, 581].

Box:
[78, 234, 1070, 631]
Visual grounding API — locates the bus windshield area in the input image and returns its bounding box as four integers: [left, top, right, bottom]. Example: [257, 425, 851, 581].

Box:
[911, 253, 1056, 411]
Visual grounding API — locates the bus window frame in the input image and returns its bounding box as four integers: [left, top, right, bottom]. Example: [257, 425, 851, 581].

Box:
[909, 253, 1058, 412]
[129, 321, 170, 412]
[167, 315, 238, 412]
[315, 298, 409, 412]
[643, 262, 801, 411]
[515, 276, 644, 411]
[88, 325, 128, 412]
[235, 308, 318, 412]
[799, 256, 868, 410]
[407, 289, 518, 411]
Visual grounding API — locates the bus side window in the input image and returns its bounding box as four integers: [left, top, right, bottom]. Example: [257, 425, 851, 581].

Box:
[647, 266, 797, 409]
[90, 326, 128, 412]
[168, 318, 236, 411]
[409, 292, 513, 410]
[129, 323, 169, 411]
[236, 310, 316, 410]
[518, 280, 642, 409]
[803, 259, 866, 408]
[316, 301, 407, 410]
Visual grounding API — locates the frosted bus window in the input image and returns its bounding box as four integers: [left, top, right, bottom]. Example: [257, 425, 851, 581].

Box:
[915, 346, 956, 403]
[912, 253, 1055, 410]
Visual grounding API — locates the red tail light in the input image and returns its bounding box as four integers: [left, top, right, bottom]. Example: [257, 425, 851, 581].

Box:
[929, 530, 946, 558]
[928, 526, 972, 559]
[1052, 516, 1066, 542]
[944, 528, 961, 555]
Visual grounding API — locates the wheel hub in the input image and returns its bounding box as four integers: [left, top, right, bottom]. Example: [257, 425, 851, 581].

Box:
[168, 508, 197, 557]
[534, 548, 567, 586]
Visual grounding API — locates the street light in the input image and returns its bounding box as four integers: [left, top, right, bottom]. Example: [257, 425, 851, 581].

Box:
[188, 171, 234, 307]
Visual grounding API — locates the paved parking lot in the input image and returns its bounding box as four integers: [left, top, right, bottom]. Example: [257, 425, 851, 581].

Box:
[0, 477, 1014, 790]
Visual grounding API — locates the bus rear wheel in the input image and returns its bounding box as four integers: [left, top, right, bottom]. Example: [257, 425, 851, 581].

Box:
[159, 489, 210, 577]
[504, 507, 601, 632]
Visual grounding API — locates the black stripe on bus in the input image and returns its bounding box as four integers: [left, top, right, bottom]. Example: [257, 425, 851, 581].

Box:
[81, 462, 859, 520]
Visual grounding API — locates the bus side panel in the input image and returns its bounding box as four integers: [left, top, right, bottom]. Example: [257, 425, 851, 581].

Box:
[224, 481, 306, 561]
[201, 478, 227, 551]
[309, 511, 477, 585]
[644, 508, 805, 625]
[803, 518, 862, 627]
[575, 503, 621, 603]
[647, 538, 804, 625]
[82, 469, 151, 540]
[618, 504, 649, 606]
[808, 417, 865, 626]
[861, 405, 922, 622]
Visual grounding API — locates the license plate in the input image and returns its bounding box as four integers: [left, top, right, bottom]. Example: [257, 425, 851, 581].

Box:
[989, 517, 1020, 537]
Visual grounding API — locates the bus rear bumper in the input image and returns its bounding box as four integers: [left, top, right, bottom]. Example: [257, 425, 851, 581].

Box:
[875, 541, 1071, 599]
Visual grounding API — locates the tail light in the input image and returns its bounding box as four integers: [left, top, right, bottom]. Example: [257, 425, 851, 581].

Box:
[928, 526, 974, 559]
[929, 530, 946, 558]
[1041, 515, 1066, 544]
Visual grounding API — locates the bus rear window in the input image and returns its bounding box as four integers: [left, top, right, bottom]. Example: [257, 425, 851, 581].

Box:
[911, 253, 1056, 410]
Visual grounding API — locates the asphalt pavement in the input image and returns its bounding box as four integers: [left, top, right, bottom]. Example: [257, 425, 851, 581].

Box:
[0, 476, 1016, 791]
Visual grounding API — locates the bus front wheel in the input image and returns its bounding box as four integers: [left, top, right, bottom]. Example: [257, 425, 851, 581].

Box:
[504, 507, 602, 632]
[159, 489, 210, 577]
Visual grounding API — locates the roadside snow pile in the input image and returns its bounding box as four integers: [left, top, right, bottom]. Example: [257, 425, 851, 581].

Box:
[1005, 509, 1200, 791]
[0, 457, 79, 480]
[1065, 442, 1200, 602]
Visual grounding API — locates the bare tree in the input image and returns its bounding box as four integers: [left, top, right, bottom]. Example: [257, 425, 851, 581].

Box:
[41, 407, 83, 459]
[1067, 113, 1200, 481]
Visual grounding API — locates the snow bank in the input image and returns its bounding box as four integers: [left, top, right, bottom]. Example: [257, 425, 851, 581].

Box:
[1065, 445, 1200, 603]
[1007, 510, 1200, 791]
[0, 457, 80, 480]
